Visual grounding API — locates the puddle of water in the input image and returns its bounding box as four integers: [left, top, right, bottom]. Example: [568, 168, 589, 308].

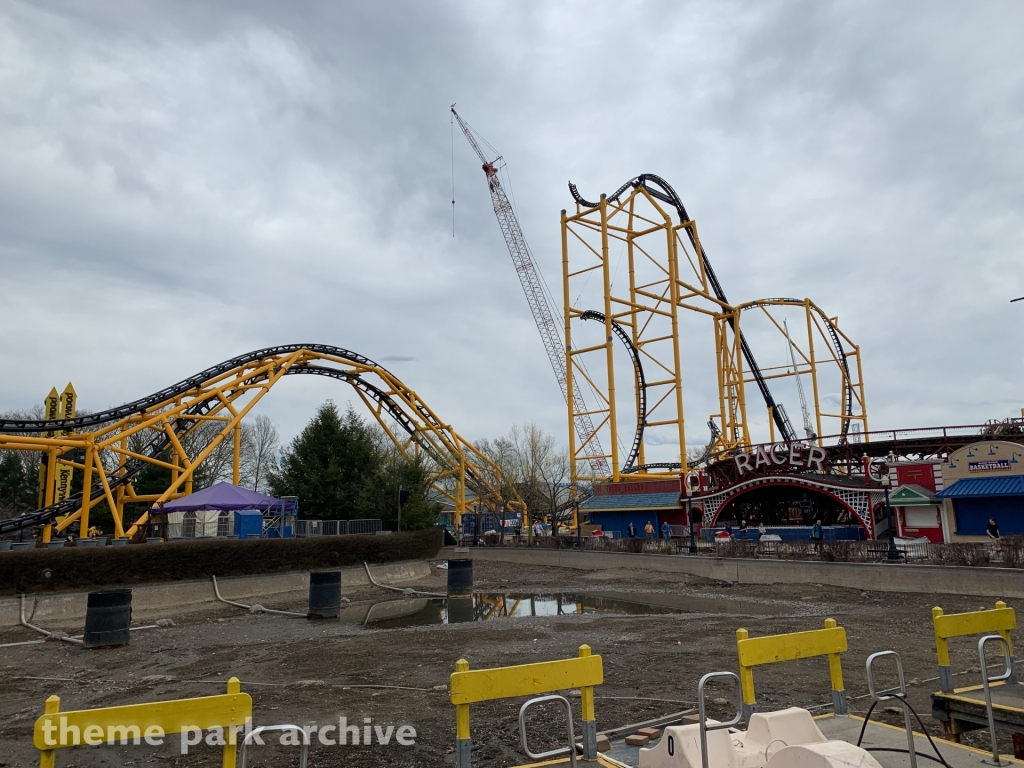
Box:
[581, 590, 791, 616]
[362, 592, 687, 628]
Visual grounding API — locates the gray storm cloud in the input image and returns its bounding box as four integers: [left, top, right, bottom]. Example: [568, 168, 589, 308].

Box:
[0, 0, 1021, 446]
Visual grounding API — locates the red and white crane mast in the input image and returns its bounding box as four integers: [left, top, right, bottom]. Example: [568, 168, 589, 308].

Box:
[451, 106, 610, 475]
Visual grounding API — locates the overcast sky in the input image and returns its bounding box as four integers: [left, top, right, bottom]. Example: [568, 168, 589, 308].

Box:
[1, 1, 1021, 456]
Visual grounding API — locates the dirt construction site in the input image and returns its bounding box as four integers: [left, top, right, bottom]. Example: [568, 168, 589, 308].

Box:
[0, 558, 1015, 767]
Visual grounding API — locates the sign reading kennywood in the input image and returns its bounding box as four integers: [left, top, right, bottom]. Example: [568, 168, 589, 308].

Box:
[733, 443, 828, 476]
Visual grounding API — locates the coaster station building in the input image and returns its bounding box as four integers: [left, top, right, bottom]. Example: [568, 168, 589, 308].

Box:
[582, 425, 1024, 544]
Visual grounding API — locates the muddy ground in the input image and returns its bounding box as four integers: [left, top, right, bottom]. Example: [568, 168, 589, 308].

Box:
[0, 560, 1014, 767]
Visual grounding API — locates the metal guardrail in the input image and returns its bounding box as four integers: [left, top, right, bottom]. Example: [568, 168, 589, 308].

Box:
[697, 671, 743, 768]
[866, 650, 917, 768]
[295, 519, 383, 537]
[518, 694, 577, 767]
[240, 724, 309, 768]
[978, 634, 1015, 766]
[349, 518, 383, 535]
[481, 535, 1020, 566]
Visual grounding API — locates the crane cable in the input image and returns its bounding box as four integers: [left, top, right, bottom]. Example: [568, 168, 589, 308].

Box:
[454, 107, 458, 236]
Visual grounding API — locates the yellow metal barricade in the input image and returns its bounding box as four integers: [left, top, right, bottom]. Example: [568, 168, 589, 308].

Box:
[932, 601, 1016, 693]
[450, 644, 603, 767]
[33, 677, 251, 768]
[736, 618, 848, 722]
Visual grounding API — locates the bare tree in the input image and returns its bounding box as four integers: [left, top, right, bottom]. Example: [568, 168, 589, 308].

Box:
[478, 422, 572, 532]
[239, 414, 280, 492]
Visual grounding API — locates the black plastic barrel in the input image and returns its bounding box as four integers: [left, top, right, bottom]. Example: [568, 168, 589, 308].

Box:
[447, 559, 473, 595]
[308, 571, 342, 619]
[447, 596, 474, 624]
[83, 589, 132, 648]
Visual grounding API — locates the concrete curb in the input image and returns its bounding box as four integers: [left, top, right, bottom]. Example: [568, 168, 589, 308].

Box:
[0, 559, 432, 628]
[442, 547, 1024, 599]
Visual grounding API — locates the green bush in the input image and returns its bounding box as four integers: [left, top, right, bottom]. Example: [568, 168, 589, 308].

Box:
[0, 527, 442, 595]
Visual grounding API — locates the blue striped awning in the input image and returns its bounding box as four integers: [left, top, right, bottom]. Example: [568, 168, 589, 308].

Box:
[937, 476, 1024, 498]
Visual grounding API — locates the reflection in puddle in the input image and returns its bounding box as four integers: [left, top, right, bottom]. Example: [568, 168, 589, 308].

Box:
[363, 592, 686, 628]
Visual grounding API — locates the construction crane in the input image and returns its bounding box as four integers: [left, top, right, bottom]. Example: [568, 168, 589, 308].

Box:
[784, 319, 816, 440]
[451, 106, 611, 475]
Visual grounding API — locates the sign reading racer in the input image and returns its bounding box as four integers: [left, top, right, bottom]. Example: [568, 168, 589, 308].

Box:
[733, 443, 828, 477]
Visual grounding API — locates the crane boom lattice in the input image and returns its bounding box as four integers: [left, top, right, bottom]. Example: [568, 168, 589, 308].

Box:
[452, 107, 610, 475]
[784, 318, 816, 440]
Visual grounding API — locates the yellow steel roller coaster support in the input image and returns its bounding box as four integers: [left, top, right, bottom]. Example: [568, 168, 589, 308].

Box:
[563, 184, 730, 482]
[0, 346, 524, 539]
[716, 299, 868, 444]
[562, 177, 870, 482]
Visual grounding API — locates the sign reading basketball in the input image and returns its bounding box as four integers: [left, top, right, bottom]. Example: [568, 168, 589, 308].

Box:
[733, 443, 828, 476]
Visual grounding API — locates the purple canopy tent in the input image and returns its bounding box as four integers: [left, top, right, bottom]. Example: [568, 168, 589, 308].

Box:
[161, 482, 295, 512]
[158, 483, 295, 539]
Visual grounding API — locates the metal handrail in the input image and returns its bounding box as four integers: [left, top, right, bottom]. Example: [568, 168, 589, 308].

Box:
[239, 724, 310, 768]
[518, 694, 577, 767]
[978, 634, 1015, 766]
[866, 650, 917, 768]
[697, 671, 743, 768]
[765, 738, 788, 762]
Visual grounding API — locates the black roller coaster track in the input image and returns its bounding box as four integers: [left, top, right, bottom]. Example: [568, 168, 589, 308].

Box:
[578, 310, 646, 472]
[569, 174, 799, 445]
[0, 345, 496, 535]
[578, 310, 718, 474]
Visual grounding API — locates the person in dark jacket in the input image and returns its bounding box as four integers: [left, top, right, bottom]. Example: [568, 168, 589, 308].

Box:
[627, 522, 637, 538]
[811, 519, 823, 551]
[987, 518, 1001, 540]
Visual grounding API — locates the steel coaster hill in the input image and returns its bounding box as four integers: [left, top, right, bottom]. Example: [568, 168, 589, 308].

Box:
[0, 345, 523, 541]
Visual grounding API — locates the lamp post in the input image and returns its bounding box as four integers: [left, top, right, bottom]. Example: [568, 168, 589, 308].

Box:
[880, 474, 899, 562]
[686, 475, 699, 554]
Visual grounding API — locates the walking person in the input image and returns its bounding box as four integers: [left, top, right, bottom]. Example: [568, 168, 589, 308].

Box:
[644, 520, 654, 539]
[811, 518, 824, 552]
[661, 520, 672, 541]
[627, 521, 637, 539]
[987, 517, 1001, 552]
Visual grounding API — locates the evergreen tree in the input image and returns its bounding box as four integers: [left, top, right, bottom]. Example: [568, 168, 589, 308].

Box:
[268, 401, 441, 527]
[393, 455, 441, 531]
[365, 450, 442, 531]
[0, 451, 33, 518]
[269, 402, 379, 519]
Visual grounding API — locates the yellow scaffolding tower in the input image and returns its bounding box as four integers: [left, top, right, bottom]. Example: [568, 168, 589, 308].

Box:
[562, 180, 869, 486]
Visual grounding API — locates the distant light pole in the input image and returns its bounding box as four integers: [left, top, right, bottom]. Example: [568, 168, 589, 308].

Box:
[687, 476, 698, 554]
[880, 473, 899, 562]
